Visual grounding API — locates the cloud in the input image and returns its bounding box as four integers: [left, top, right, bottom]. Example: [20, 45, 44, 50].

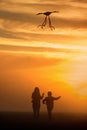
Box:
[55, 17, 87, 29]
[0, 0, 7, 2]
[78, 82, 87, 89]
[0, 28, 25, 39]
[77, 82, 87, 96]
[0, 44, 79, 54]
[0, 0, 38, 3]
[0, 52, 65, 70]
[0, 10, 35, 24]
[71, 0, 87, 3]
[0, 0, 86, 43]
[0, 4, 86, 30]
[0, 29, 85, 44]
[39, 0, 87, 4]
[0, 9, 86, 40]
[0, 0, 86, 38]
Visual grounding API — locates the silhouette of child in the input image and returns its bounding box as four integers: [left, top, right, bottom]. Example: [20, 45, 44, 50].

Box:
[43, 91, 61, 120]
[32, 87, 44, 119]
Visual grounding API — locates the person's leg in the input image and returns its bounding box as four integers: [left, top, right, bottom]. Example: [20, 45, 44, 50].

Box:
[36, 108, 40, 119]
[33, 108, 36, 119]
[47, 108, 52, 120]
[36, 104, 40, 119]
[33, 105, 37, 119]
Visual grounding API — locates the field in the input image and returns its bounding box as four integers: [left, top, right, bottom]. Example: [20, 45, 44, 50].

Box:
[0, 112, 87, 129]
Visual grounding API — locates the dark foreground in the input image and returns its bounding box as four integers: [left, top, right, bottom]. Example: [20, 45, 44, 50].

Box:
[0, 112, 87, 130]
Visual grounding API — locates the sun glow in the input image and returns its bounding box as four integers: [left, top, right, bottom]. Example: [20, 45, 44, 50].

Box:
[0, 0, 87, 112]
[0, 39, 87, 52]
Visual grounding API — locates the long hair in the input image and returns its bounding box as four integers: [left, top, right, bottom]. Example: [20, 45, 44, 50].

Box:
[32, 87, 40, 99]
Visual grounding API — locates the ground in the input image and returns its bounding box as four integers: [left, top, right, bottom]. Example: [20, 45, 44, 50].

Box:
[0, 112, 87, 129]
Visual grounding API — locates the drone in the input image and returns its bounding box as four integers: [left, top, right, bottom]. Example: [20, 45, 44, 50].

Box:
[36, 11, 59, 30]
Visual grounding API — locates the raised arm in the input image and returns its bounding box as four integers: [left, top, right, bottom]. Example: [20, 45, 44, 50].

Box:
[40, 93, 44, 99]
[42, 97, 47, 104]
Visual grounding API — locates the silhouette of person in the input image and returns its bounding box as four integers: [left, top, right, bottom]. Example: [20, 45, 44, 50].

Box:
[43, 91, 61, 120]
[31, 87, 44, 119]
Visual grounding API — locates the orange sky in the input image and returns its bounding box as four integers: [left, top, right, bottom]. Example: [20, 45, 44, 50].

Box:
[0, 0, 87, 113]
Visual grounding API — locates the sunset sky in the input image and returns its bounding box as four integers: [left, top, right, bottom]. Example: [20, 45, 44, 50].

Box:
[0, 0, 87, 113]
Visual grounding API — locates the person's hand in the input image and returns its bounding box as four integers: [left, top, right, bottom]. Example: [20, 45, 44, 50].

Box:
[59, 96, 61, 98]
[42, 100, 45, 104]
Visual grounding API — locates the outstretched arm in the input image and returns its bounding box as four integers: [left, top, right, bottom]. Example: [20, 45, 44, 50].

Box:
[54, 96, 61, 100]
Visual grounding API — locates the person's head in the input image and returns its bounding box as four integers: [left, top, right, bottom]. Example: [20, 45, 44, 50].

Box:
[34, 87, 40, 93]
[48, 91, 52, 96]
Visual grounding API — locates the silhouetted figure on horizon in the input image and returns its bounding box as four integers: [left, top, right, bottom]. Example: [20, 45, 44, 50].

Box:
[31, 87, 44, 119]
[43, 91, 61, 120]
